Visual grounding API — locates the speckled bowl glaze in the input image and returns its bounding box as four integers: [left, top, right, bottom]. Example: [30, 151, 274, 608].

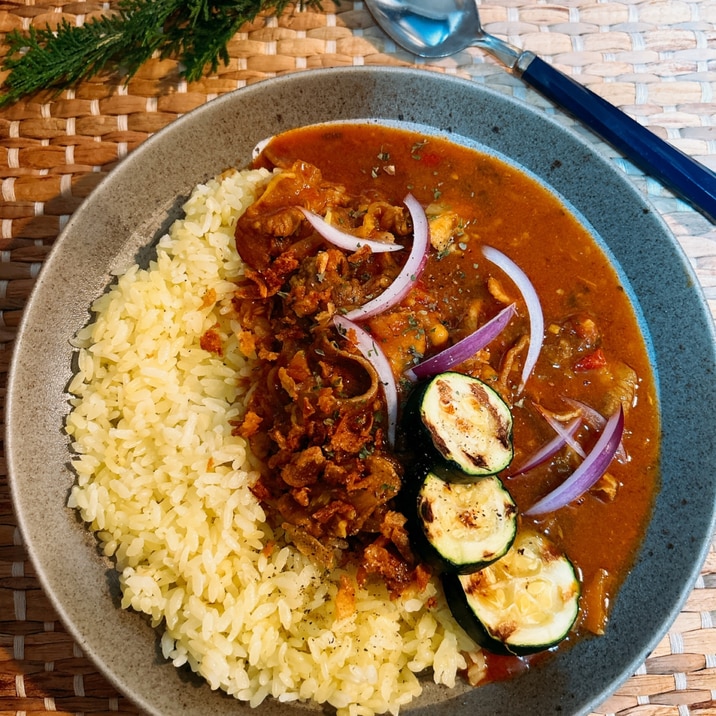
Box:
[7, 67, 716, 716]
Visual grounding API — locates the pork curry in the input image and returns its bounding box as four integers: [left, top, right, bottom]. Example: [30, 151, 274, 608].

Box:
[230, 123, 660, 669]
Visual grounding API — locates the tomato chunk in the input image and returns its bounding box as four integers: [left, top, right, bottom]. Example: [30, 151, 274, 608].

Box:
[573, 348, 607, 372]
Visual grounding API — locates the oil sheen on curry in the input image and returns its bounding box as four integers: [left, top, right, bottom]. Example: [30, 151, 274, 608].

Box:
[231, 123, 660, 672]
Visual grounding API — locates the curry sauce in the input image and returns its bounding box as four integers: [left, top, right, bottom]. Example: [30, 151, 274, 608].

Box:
[237, 123, 659, 646]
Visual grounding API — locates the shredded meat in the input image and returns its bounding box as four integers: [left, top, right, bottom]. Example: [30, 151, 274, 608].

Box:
[235, 160, 409, 303]
[232, 161, 426, 594]
[200, 327, 223, 355]
[335, 574, 357, 620]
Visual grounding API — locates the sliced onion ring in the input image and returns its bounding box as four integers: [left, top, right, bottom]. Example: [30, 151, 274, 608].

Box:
[482, 246, 544, 393]
[408, 303, 517, 382]
[333, 315, 398, 446]
[533, 404, 587, 459]
[508, 416, 582, 477]
[300, 208, 404, 254]
[562, 396, 628, 463]
[561, 396, 605, 430]
[252, 135, 273, 160]
[525, 405, 624, 516]
[344, 193, 430, 321]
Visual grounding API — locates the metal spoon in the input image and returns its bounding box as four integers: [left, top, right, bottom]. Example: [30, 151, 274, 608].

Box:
[364, 0, 716, 223]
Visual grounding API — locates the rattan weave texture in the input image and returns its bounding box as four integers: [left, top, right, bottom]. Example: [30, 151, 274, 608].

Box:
[1, 1, 715, 714]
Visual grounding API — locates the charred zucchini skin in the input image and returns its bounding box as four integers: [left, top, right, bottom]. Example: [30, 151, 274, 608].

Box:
[398, 460, 444, 571]
[402, 372, 514, 477]
[402, 464, 517, 574]
[442, 571, 517, 655]
[442, 532, 581, 656]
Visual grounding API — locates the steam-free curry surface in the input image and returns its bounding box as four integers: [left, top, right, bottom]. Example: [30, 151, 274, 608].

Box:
[254, 123, 660, 640]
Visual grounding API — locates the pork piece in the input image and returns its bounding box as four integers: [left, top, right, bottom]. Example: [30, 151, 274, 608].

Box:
[599, 361, 638, 416]
[235, 160, 412, 305]
[285, 246, 402, 319]
[539, 311, 638, 416]
[235, 160, 348, 270]
[540, 312, 602, 368]
[234, 161, 347, 297]
[351, 199, 411, 242]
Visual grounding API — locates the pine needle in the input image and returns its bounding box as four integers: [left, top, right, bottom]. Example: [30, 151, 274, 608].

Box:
[0, 0, 324, 107]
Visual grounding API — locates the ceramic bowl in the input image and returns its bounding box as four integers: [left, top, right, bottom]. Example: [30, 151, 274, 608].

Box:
[7, 66, 716, 716]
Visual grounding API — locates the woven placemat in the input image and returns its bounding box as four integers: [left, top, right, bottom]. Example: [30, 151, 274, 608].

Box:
[1, 1, 715, 714]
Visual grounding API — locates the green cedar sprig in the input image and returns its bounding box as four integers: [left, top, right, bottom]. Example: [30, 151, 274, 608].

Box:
[0, 0, 324, 107]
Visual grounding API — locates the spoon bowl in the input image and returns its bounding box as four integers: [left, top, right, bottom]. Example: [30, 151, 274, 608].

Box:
[365, 0, 521, 65]
[364, 0, 716, 223]
[365, 0, 480, 58]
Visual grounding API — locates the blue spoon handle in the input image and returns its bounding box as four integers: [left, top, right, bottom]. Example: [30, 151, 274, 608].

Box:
[517, 53, 716, 223]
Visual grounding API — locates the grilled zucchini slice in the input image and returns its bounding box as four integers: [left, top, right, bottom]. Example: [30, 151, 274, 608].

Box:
[411, 467, 517, 574]
[404, 372, 513, 476]
[443, 530, 580, 655]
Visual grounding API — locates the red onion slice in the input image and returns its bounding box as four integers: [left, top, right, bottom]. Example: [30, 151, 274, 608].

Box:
[300, 208, 405, 254]
[344, 193, 430, 321]
[562, 396, 628, 463]
[332, 315, 398, 446]
[252, 136, 272, 160]
[482, 246, 544, 393]
[508, 417, 582, 477]
[408, 303, 517, 382]
[561, 396, 605, 430]
[525, 405, 624, 516]
[533, 404, 587, 459]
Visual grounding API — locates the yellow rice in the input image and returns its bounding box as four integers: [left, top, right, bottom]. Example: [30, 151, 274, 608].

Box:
[65, 167, 480, 716]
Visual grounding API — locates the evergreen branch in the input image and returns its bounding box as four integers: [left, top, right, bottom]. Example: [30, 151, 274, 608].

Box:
[0, 0, 324, 107]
